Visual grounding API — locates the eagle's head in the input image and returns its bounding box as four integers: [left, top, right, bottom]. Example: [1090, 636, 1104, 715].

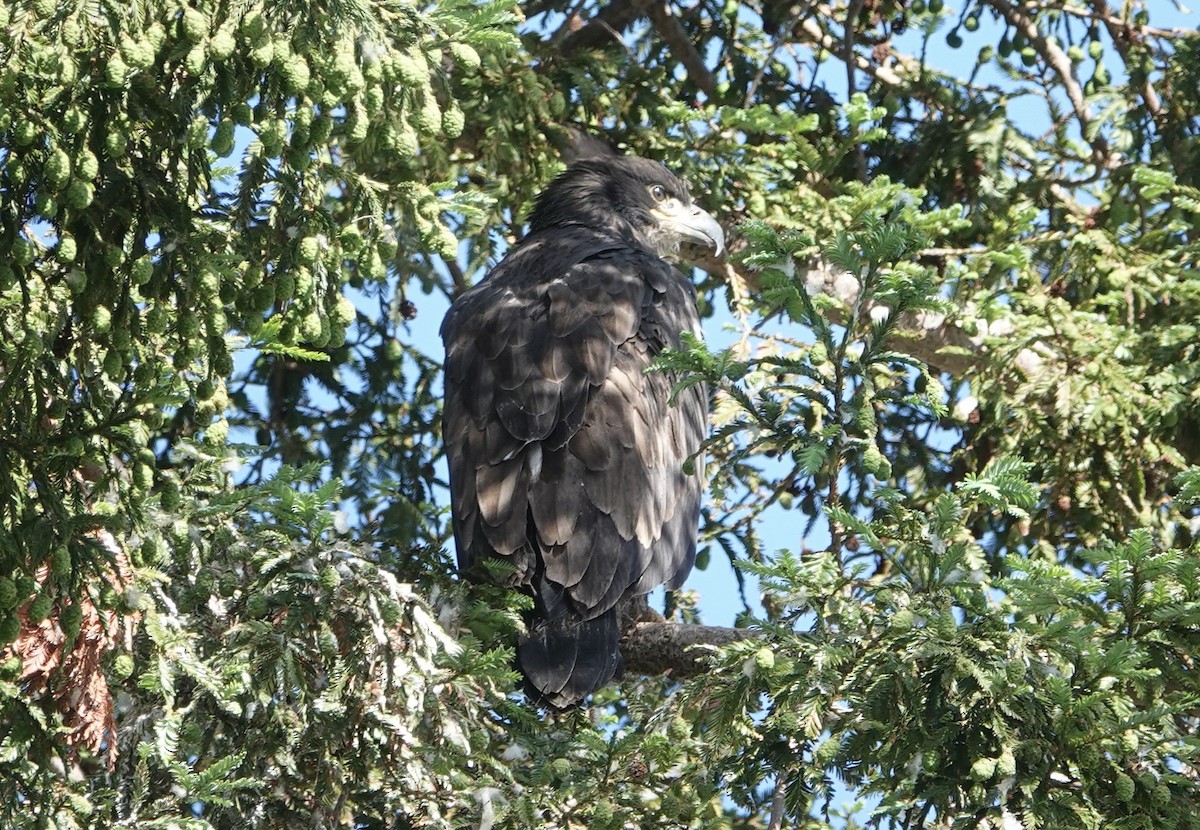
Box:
[527, 156, 725, 257]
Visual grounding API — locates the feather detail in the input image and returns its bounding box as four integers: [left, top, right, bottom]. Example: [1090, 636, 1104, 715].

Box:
[518, 608, 621, 708]
[475, 455, 523, 524]
[529, 449, 583, 546]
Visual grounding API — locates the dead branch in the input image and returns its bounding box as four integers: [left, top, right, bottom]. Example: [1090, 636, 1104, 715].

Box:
[6, 528, 137, 771]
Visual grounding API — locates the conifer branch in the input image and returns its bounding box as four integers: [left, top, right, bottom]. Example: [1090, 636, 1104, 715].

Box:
[681, 246, 1038, 380]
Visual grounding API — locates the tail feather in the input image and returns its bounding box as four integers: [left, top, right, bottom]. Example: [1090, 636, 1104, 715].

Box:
[518, 608, 622, 709]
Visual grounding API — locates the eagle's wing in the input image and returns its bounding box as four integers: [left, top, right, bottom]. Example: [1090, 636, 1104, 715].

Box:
[442, 243, 706, 704]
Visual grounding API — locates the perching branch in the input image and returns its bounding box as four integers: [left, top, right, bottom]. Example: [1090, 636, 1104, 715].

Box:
[621, 621, 760, 677]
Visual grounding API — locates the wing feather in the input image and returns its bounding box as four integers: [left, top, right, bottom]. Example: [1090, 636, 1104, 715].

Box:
[477, 455, 528, 530]
[529, 448, 583, 546]
[495, 378, 560, 441]
[492, 318, 535, 390]
[569, 528, 637, 612]
[541, 501, 596, 589]
[547, 282, 594, 336]
[456, 360, 495, 424]
[484, 417, 524, 465]
[563, 320, 616, 383]
[569, 422, 612, 471]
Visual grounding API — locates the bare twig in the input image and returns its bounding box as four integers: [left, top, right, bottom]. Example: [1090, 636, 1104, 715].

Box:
[843, 0, 868, 180]
[1033, 0, 1189, 39]
[556, 0, 716, 98]
[444, 258, 471, 296]
[1089, 0, 1163, 121]
[744, 8, 800, 107]
[794, 13, 907, 87]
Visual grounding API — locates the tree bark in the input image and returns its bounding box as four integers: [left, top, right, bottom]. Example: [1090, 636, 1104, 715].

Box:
[620, 621, 760, 677]
[560, 0, 652, 53]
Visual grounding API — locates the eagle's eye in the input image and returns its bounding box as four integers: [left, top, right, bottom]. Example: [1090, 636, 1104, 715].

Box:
[649, 184, 668, 202]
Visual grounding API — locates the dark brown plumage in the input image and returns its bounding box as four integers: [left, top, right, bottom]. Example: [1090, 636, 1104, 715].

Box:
[441, 156, 723, 708]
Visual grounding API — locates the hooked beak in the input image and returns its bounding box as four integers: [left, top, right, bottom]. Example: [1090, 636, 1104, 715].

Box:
[655, 202, 725, 256]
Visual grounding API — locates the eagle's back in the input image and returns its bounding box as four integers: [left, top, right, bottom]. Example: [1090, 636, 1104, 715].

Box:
[441, 226, 706, 708]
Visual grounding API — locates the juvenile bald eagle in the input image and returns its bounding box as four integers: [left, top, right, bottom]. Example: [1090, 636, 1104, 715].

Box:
[441, 156, 723, 708]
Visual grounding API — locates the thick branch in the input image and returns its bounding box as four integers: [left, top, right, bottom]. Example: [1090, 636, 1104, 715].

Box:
[621, 621, 759, 677]
[560, 0, 651, 54]
[646, 2, 716, 98]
